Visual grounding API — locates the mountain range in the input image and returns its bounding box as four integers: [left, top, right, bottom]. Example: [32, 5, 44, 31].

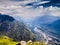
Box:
[25, 15, 60, 45]
[26, 15, 60, 30]
[0, 13, 60, 45]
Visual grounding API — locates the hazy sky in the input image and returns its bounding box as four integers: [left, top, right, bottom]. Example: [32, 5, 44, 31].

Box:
[0, 0, 60, 21]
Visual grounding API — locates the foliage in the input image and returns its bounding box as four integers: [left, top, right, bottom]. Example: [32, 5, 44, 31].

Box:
[0, 36, 45, 45]
[0, 36, 17, 45]
[26, 42, 45, 45]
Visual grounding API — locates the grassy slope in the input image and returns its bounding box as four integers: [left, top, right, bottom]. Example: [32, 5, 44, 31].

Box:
[0, 36, 45, 45]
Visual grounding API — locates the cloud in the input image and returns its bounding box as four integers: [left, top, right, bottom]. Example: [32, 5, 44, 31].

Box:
[0, 0, 60, 21]
[0, 0, 24, 1]
[11, 0, 25, 1]
[0, 5, 44, 20]
[25, 0, 60, 8]
[48, 6, 60, 16]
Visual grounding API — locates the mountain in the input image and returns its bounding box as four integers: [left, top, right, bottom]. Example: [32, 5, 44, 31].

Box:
[45, 19, 60, 30]
[40, 19, 60, 45]
[0, 14, 36, 41]
[52, 19, 60, 30]
[26, 15, 60, 29]
[25, 15, 60, 45]
[0, 14, 15, 22]
[44, 19, 60, 38]
[33, 15, 59, 23]
[25, 15, 60, 34]
[0, 14, 15, 32]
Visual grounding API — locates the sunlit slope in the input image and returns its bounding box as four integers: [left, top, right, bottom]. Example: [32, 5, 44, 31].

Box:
[0, 36, 45, 45]
[0, 36, 17, 45]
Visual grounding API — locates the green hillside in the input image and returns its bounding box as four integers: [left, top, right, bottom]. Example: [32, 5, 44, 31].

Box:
[0, 36, 45, 45]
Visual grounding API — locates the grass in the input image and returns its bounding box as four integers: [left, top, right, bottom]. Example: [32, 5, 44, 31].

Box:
[26, 42, 45, 45]
[0, 36, 17, 45]
[0, 36, 45, 45]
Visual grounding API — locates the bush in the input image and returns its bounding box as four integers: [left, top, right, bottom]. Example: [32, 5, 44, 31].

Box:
[0, 36, 17, 45]
[0, 36, 45, 45]
[26, 41, 45, 45]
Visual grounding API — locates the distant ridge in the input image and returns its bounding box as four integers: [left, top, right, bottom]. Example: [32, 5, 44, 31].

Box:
[0, 14, 15, 22]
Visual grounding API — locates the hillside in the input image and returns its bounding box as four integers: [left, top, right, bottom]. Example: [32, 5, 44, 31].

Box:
[0, 14, 36, 41]
[0, 36, 45, 45]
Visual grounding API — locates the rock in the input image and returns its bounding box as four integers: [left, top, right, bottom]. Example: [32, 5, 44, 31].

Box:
[27, 40, 32, 43]
[20, 41, 26, 45]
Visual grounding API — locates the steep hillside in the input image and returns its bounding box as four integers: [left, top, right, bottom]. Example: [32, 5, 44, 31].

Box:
[0, 14, 36, 41]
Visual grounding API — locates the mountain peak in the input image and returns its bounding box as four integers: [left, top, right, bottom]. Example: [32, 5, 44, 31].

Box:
[0, 14, 15, 22]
